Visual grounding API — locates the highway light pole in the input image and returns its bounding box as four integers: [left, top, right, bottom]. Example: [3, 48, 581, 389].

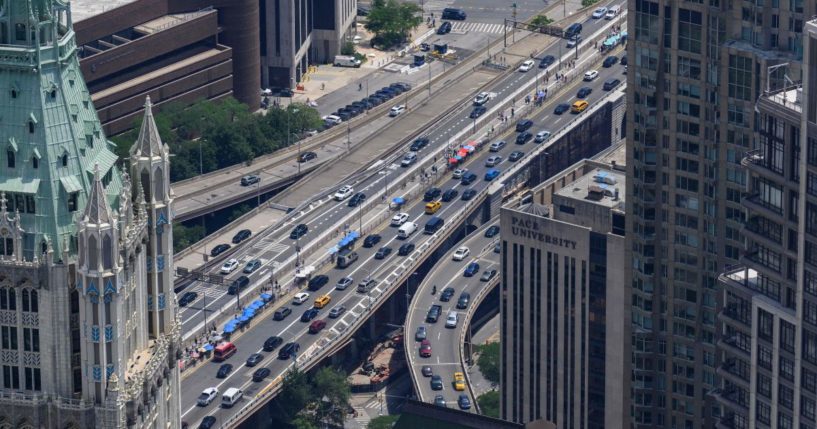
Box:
[290, 107, 301, 174]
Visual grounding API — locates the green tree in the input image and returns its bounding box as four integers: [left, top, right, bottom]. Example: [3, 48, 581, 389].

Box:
[368, 415, 400, 429]
[172, 223, 204, 253]
[581, 0, 600, 6]
[365, 0, 422, 49]
[476, 342, 500, 384]
[529, 15, 553, 27]
[291, 415, 319, 429]
[275, 368, 314, 423]
[313, 367, 352, 427]
[477, 391, 500, 418]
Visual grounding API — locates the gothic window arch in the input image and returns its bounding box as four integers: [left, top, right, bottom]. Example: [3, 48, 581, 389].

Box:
[31, 156, 37, 169]
[77, 235, 84, 267]
[0, 228, 14, 256]
[87, 235, 98, 270]
[0, 286, 15, 310]
[6, 148, 13, 168]
[140, 169, 151, 202]
[21, 289, 37, 313]
[102, 234, 112, 270]
[61, 150, 68, 167]
[153, 167, 164, 201]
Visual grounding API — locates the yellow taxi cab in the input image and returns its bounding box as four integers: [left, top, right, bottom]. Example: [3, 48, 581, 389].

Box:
[314, 294, 331, 309]
[425, 201, 442, 214]
[453, 372, 466, 391]
[571, 100, 589, 113]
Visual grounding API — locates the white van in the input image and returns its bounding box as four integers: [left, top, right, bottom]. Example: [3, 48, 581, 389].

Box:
[222, 387, 243, 408]
[605, 5, 621, 19]
[334, 55, 361, 67]
[398, 222, 418, 239]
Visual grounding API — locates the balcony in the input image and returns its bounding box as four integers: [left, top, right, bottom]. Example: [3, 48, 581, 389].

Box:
[717, 335, 750, 357]
[710, 386, 748, 411]
[741, 149, 783, 180]
[716, 359, 749, 388]
[741, 193, 783, 219]
[718, 305, 751, 331]
[743, 218, 783, 248]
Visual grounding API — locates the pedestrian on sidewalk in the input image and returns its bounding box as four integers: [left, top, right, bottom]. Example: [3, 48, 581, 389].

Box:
[321, 83, 325, 90]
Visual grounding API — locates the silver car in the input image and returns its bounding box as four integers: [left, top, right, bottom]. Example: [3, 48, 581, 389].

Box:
[485, 155, 503, 167]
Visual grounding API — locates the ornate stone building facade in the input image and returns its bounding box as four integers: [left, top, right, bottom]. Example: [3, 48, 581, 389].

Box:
[0, 0, 180, 427]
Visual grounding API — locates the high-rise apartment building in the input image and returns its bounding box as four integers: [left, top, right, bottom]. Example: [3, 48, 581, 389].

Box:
[0, 1, 180, 427]
[625, 0, 813, 426]
[715, 19, 817, 429]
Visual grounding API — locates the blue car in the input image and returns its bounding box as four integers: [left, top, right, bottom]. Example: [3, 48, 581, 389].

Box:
[484, 169, 500, 181]
[301, 308, 320, 322]
[464, 262, 480, 277]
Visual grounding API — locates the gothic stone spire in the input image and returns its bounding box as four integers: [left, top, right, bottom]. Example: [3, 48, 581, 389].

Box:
[83, 164, 113, 225]
[130, 96, 164, 157]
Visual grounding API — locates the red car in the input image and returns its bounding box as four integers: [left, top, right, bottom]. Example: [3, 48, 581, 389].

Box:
[309, 319, 327, 334]
[419, 339, 432, 357]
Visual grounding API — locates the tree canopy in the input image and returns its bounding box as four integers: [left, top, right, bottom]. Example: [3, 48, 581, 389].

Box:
[368, 415, 400, 429]
[476, 342, 500, 384]
[477, 391, 499, 418]
[269, 367, 352, 428]
[529, 15, 554, 27]
[365, 0, 422, 49]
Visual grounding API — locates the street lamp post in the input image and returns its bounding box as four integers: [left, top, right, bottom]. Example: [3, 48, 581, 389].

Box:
[289, 107, 301, 174]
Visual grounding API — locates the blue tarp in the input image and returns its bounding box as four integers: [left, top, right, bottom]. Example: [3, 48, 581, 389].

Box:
[603, 34, 621, 47]
[202, 344, 214, 351]
[329, 246, 339, 254]
[251, 300, 265, 309]
[338, 231, 360, 248]
[223, 324, 236, 334]
[260, 293, 273, 301]
[239, 315, 251, 323]
[242, 307, 257, 318]
[392, 197, 405, 205]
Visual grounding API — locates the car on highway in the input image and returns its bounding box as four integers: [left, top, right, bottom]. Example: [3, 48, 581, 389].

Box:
[290, 224, 310, 241]
[484, 169, 500, 181]
[464, 262, 480, 277]
[328, 305, 346, 318]
[357, 277, 377, 293]
[457, 292, 471, 309]
[401, 152, 417, 167]
[398, 243, 416, 256]
[209, 243, 230, 257]
[485, 225, 500, 237]
[425, 201, 442, 214]
[391, 212, 410, 226]
[603, 55, 619, 68]
[314, 294, 331, 309]
[279, 342, 300, 359]
[426, 304, 442, 323]
[515, 119, 533, 132]
[301, 308, 320, 322]
[298, 151, 317, 163]
[178, 291, 198, 307]
[458, 394, 472, 410]
[243, 259, 261, 273]
[422, 366, 433, 377]
[534, 130, 552, 143]
[363, 234, 381, 248]
[440, 287, 455, 302]
[336, 277, 353, 290]
[452, 168, 468, 179]
[592, 6, 608, 18]
[539, 54, 556, 68]
[424, 187, 442, 201]
[480, 269, 498, 282]
[437, 21, 452, 34]
[431, 374, 443, 390]
[584, 70, 599, 81]
[216, 364, 233, 378]
[434, 395, 447, 407]
[232, 229, 252, 244]
[489, 140, 506, 152]
[348, 192, 366, 207]
[246, 353, 264, 367]
[453, 372, 466, 390]
[620, 55, 628, 65]
[199, 416, 217, 429]
[473, 92, 491, 105]
[274, 306, 293, 320]
[518, 59, 535, 72]
[469, 105, 487, 118]
[308, 275, 329, 291]
[461, 189, 477, 200]
[389, 105, 406, 117]
[252, 367, 271, 382]
[566, 35, 582, 48]
[572, 100, 589, 113]
[461, 172, 477, 185]
[415, 326, 427, 341]
[494, 242, 501, 253]
[577, 86, 593, 98]
[263, 336, 284, 351]
[420, 339, 433, 357]
[442, 7, 467, 19]
[309, 319, 327, 333]
[197, 387, 219, 406]
[516, 131, 532, 144]
[509, 150, 525, 162]
[292, 292, 310, 305]
[442, 188, 458, 202]
[603, 78, 621, 91]
[375, 246, 392, 259]
[554, 103, 570, 115]
[334, 185, 354, 201]
[446, 312, 459, 328]
[227, 276, 250, 295]
[452, 246, 470, 261]
[485, 155, 502, 167]
[220, 259, 239, 274]
[410, 137, 429, 151]
[240, 175, 260, 186]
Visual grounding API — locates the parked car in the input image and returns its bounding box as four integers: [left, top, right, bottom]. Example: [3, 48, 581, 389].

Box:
[398, 243, 416, 256]
[232, 229, 251, 244]
[243, 259, 261, 274]
[335, 277, 353, 290]
[210, 243, 230, 257]
[375, 246, 392, 259]
[464, 262, 480, 277]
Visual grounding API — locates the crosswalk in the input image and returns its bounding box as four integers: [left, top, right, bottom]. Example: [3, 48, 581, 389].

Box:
[451, 22, 512, 34]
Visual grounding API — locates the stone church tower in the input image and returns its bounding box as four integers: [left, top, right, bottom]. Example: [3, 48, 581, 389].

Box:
[0, 0, 181, 427]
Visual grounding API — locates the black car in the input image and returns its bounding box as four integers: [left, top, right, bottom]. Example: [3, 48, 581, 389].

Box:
[348, 192, 366, 207]
[437, 21, 452, 34]
[301, 308, 320, 322]
[375, 90, 394, 100]
[442, 7, 467, 20]
[603, 55, 619, 68]
[179, 291, 198, 307]
[509, 151, 525, 162]
[457, 292, 471, 309]
[367, 96, 384, 106]
[398, 243, 416, 256]
[252, 367, 272, 382]
[298, 151, 317, 162]
[469, 106, 487, 118]
[273, 307, 292, 321]
[308, 275, 329, 291]
[577, 87, 593, 98]
[461, 189, 477, 200]
[232, 229, 252, 244]
[375, 246, 392, 259]
[410, 137, 430, 151]
[216, 364, 233, 378]
[380, 86, 400, 95]
[336, 111, 352, 121]
[603, 78, 621, 91]
[246, 353, 264, 367]
[620, 56, 628, 66]
[210, 243, 230, 257]
[554, 103, 570, 115]
[422, 366, 434, 376]
[515, 119, 533, 132]
[424, 187, 442, 202]
[516, 132, 532, 144]
[363, 234, 381, 248]
[392, 82, 412, 91]
[228, 276, 250, 295]
[426, 304, 442, 323]
[263, 336, 284, 351]
[539, 55, 556, 68]
[485, 225, 500, 237]
[290, 223, 309, 239]
[279, 342, 300, 359]
[442, 189, 459, 202]
[199, 416, 217, 429]
[440, 287, 455, 302]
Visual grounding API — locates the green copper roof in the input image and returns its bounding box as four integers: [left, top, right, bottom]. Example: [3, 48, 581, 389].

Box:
[0, 0, 123, 258]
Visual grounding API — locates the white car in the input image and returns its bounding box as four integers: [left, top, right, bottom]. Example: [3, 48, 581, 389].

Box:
[389, 105, 406, 117]
[473, 92, 491, 106]
[445, 312, 459, 328]
[452, 168, 468, 179]
[293, 292, 310, 305]
[401, 152, 417, 167]
[197, 387, 219, 406]
[391, 212, 410, 226]
[334, 185, 354, 201]
[518, 60, 535, 72]
[534, 130, 552, 143]
[323, 115, 342, 125]
[591, 7, 608, 18]
[452, 247, 470, 261]
[584, 70, 599, 81]
[220, 259, 239, 274]
[566, 35, 582, 48]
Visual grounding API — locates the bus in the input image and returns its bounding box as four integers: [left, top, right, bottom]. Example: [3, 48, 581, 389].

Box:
[212, 342, 237, 362]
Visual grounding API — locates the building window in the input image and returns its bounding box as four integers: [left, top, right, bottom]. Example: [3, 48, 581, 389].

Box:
[758, 344, 773, 369]
[0, 287, 15, 310]
[677, 8, 702, 53]
[804, 367, 817, 393]
[31, 156, 37, 169]
[758, 374, 772, 398]
[803, 396, 816, 421]
[2, 365, 19, 389]
[22, 328, 38, 353]
[23, 367, 40, 391]
[14, 24, 25, 41]
[804, 330, 817, 365]
[780, 356, 795, 381]
[1, 325, 17, 350]
[21, 289, 37, 313]
[27, 121, 34, 134]
[61, 153, 68, 167]
[758, 309, 774, 340]
[728, 55, 753, 101]
[780, 384, 794, 409]
[780, 320, 795, 353]
[6, 149, 14, 168]
[756, 401, 771, 424]
[67, 192, 78, 212]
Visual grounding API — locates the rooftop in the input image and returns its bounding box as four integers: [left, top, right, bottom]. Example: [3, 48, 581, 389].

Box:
[554, 167, 625, 209]
[765, 86, 803, 113]
[70, 0, 139, 22]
